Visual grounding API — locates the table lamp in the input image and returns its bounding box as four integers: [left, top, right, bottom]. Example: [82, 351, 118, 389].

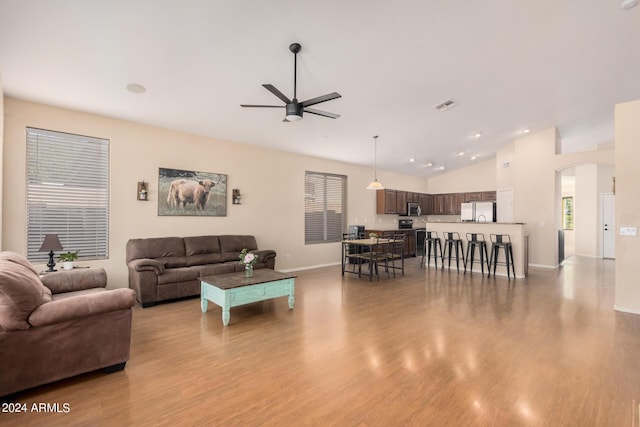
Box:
[39, 234, 63, 272]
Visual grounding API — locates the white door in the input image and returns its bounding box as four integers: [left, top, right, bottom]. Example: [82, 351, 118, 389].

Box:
[497, 189, 514, 223]
[602, 194, 615, 259]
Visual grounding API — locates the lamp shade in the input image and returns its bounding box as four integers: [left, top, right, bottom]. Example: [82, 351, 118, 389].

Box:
[366, 180, 385, 190]
[39, 234, 63, 252]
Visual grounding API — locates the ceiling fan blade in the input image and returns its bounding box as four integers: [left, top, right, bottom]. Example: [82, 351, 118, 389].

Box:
[304, 108, 340, 119]
[263, 84, 291, 104]
[240, 104, 284, 108]
[301, 92, 341, 107]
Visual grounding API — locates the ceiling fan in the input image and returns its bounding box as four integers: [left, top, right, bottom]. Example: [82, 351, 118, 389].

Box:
[241, 43, 341, 122]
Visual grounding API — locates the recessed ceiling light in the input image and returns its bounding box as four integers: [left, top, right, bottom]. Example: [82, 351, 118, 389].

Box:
[621, 0, 638, 9]
[409, 157, 416, 163]
[471, 156, 477, 160]
[126, 83, 146, 94]
[473, 132, 482, 139]
[457, 151, 465, 156]
[426, 162, 433, 167]
[439, 166, 445, 170]
[521, 128, 530, 134]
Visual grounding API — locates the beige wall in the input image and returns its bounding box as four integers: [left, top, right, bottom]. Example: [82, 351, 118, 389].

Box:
[2, 97, 428, 288]
[574, 164, 598, 257]
[614, 99, 640, 314]
[492, 127, 614, 268]
[427, 157, 496, 194]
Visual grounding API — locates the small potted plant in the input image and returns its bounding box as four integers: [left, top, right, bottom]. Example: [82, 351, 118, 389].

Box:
[58, 251, 78, 270]
[369, 232, 378, 241]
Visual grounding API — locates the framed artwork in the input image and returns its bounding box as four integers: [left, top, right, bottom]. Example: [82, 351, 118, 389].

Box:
[562, 196, 574, 230]
[158, 168, 227, 216]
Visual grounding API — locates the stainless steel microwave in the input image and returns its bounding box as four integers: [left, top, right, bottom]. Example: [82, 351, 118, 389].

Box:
[407, 202, 421, 216]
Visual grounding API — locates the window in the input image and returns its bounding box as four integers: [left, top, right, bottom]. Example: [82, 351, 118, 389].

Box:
[562, 196, 574, 230]
[26, 127, 109, 262]
[305, 171, 346, 244]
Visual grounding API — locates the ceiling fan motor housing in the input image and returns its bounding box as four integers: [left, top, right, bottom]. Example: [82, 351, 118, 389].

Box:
[286, 102, 303, 119]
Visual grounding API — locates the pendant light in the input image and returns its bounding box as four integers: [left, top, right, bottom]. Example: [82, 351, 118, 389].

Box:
[366, 135, 385, 190]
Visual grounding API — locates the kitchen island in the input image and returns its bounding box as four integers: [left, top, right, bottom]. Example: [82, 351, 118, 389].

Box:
[421, 222, 527, 278]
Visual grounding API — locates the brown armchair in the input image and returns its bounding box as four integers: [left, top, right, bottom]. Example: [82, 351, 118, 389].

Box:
[0, 251, 136, 397]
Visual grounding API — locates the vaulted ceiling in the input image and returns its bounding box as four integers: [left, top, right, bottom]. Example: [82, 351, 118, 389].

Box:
[1, 1, 639, 176]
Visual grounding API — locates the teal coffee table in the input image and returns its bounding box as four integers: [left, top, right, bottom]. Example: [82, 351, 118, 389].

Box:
[200, 269, 296, 326]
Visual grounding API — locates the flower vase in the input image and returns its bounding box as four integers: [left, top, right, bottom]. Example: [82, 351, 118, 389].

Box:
[245, 264, 254, 278]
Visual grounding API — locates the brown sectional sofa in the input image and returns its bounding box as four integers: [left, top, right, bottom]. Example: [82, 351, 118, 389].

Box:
[126, 235, 276, 307]
[0, 251, 136, 397]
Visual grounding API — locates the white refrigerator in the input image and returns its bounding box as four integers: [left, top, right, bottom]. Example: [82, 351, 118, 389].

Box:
[461, 202, 495, 222]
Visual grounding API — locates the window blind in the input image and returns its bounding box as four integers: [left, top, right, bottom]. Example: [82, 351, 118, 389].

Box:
[305, 171, 346, 244]
[26, 127, 109, 262]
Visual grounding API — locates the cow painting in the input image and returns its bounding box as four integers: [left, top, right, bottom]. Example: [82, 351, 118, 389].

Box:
[167, 179, 216, 210]
[158, 168, 227, 216]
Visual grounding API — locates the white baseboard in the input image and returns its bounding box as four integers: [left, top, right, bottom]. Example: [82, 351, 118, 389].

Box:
[528, 263, 557, 270]
[614, 305, 640, 316]
[279, 262, 341, 273]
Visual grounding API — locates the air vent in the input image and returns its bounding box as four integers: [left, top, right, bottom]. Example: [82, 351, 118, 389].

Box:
[435, 99, 456, 112]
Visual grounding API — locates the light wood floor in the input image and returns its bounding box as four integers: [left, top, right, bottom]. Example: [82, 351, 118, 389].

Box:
[4, 256, 640, 426]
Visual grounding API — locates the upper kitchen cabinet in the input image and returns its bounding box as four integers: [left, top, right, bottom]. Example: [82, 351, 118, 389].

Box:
[466, 191, 497, 202]
[482, 191, 496, 201]
[453, 193, 466, 214]
[433, 193, 465, 215]
[376, 189, 397, 214]
[396, 191, 407, 215]
[419, 193, 432, 215]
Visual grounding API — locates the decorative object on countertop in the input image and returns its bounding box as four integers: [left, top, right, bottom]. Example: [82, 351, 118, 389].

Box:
[239, 248, 258, 277]
[39, 234, 63, 272]
[137, 181, 148, 200]
[232, 189, 241, 204]
[368, 232, 378, 240]
[366, 135, 384, 190]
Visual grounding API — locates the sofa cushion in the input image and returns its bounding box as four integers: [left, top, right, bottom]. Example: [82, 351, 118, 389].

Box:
[156, 267, 200, 285]
[184, 236, 222, 266]
[0, 253, 52, 331]
[126, 237, 187, 268]
[192, 263, 236, 277]
[219, 235, 258, 262]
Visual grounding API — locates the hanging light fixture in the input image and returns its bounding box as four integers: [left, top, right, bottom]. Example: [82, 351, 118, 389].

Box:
[366, 135, 384, 190]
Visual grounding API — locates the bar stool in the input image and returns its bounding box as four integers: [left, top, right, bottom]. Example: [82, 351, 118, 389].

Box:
[464, 233, 490, 276]
[489, 234, 516, 279]
[441, 232, 466, 272]
[420, 231, 443, 269]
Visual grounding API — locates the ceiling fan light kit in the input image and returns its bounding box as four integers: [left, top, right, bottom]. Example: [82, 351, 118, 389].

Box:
[241, 43, 341, 122]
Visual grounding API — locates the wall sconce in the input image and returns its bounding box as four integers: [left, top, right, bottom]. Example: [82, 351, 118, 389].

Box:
[232, 189, 241, 204]
[137, 181, 148, 201]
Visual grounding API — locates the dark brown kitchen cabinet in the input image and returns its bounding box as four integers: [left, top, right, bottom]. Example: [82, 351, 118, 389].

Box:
[396, 191, 407, 215]
[453, 193, 466, 214]
[432, 194, 446, 215]
[482, 191, 496, 201]
[466, 191, 496, 202]
[376, 189, 397, 214]
[419, 193, 432, 215]
[465, 192, 483, 202]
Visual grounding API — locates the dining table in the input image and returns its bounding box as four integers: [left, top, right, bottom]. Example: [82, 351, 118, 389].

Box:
[341, 237, 394, 282]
